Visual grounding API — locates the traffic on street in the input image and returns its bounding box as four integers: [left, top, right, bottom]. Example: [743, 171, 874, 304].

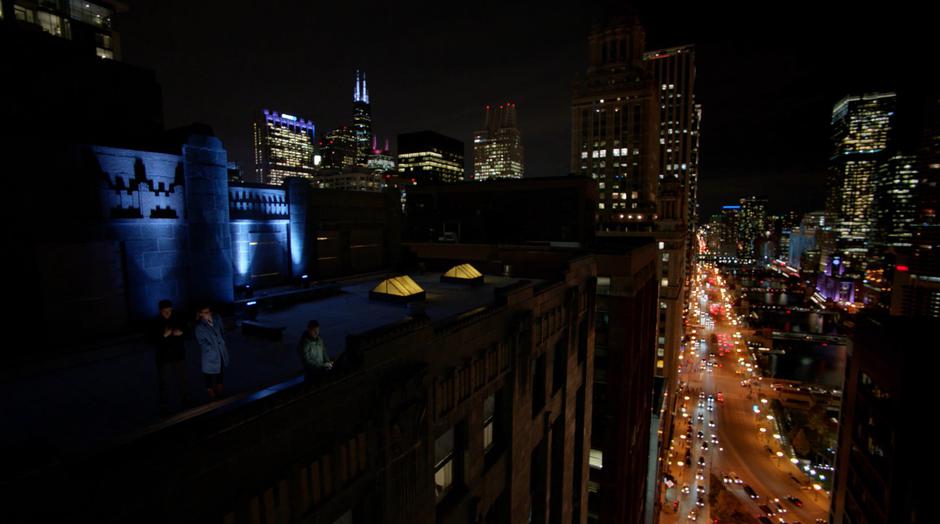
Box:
[660, 261, 830, 524]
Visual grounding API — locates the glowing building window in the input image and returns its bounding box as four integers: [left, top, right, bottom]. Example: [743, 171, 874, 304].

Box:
[483, 394, 496, 451]
[434, 428, 455, 499]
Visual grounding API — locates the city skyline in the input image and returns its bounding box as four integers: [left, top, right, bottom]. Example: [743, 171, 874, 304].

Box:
[2, 3, 936, 523]
[118, 1, 931, 215]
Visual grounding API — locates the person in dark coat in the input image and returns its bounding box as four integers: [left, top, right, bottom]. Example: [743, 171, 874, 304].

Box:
[194, 305, 230, 400]
[298, 320, 332, 383]
[154, 299, 189, 415]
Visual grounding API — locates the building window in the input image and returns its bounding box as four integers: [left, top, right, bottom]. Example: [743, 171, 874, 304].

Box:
[37, 11, 68, 38]
[434, 428, 455, 499]
[483, 394, 496, 451]
[589, 449, 603, 470]
[661, 278, 669, 287]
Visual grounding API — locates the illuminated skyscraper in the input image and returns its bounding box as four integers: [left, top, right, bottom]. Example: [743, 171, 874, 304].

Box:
[318, 125, 357, 172]
[397, 131, 464, 184]
[352, 69, 373, 166]
[472, 103, 524, 181]
[367, 137, 396, 174]
[571, 17, 659, 231]
[252, 109, 316, 185]
[737, 195, 768, 262]
[5, 0, 123, 59]
[643, 45, 698, 228]
[872, 154, 918, 248]
[827, 93, 897, 250]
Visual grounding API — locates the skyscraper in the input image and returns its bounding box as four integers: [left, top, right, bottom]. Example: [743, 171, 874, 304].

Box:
[827, 93, 897, 252]
[318, 125, 357, 172]
[352, 69, 373, 166]
[643, 45, 697, 230]
[830, 314, 935, 523]
[5, 0, 123, 59]
[737, 195, 768, 262]
[571, 17, 660, 231]
[366, 136, 396, 174]
[717, 205, 740, 259]
[871, 154, 919, 248]
[473, 103, 524, 181]
[397, 131, 464, 184]
[252, 109, 316, 185]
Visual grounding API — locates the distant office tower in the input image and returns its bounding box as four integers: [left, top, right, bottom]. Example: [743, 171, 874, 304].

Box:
[788, 212, 828, 268]
[831, 314, 935, 523]
[890, 226, 940, 317]
[915, 94, 940, 228]
[318, 126, 358, 172]
[473, 103, 524, 181]
[571, 17, 660, 231]
[886, 94, 940, 317]
[367, 137, 396, 174]
[827, 93, 897, 248]
[313, 170, 383, 192]
[871, 154, 918, 248]
[252, 109, 316, 185]
[689, 104, 702, 224]
[736, 195, 768, 262]
[643, 45, 697, 228]
[397, 131, 464, 184]
[718, 205, 740, 259]
[352, 69, 373, 166]
[5, 0, 123, 59]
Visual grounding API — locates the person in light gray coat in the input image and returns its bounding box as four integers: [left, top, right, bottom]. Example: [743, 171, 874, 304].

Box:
[194, 305, 229, 399]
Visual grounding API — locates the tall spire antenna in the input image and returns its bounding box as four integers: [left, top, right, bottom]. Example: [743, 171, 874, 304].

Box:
[363, 71, 369, 104]
[354, 69, 361, 102]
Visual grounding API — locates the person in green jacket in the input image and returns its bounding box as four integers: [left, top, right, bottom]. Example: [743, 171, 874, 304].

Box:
[298, 320, 332, 379]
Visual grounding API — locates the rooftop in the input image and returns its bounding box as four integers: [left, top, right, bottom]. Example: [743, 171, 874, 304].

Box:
[259, 271, 527, 360]
[0, 270, 526, 469]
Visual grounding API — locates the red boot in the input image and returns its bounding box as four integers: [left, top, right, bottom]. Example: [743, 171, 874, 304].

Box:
[213, 383, 225, 398]
[206, 387, 216, 401]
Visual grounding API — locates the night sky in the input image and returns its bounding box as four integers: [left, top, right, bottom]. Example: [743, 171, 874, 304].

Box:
[119, 1, 932, 217]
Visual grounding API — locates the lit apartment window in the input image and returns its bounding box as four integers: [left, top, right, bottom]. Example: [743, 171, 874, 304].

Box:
[434, 428, 455, 499]
[483, 395, 496, 451]
[661, 278, 669, 287]
[589, 449, 603, 469]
